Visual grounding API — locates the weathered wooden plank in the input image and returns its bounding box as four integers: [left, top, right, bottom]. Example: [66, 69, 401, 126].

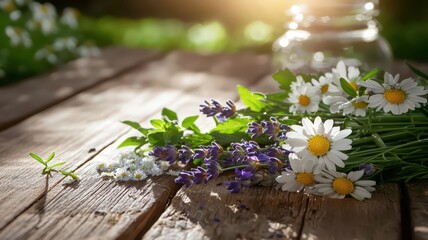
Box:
[300, 184, 401, 240]
[0, 51, 271, 239]
[0, 47, 163, 131]
[406, 182, 428, 240]
[143, 175, 309, 240]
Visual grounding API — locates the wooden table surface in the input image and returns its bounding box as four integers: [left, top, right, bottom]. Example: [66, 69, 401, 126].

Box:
[0, 47, 427, 240]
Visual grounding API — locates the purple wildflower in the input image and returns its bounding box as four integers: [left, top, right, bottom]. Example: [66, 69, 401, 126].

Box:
[150, 145, 178, 164]
[359, 163, 376, 175]
[178, 145, 194, 164]
[175, 171, 193, 187]
[246, 122, 263, 139]
[217, 100, 236, 121]
[235, 168, 254, 187]
[225, 181, 241, 193]
[257, 153, 270, 163]
[262, 117, 281, 141]
[194, 147, 208, 159]
[206, 161, 221, 181]
[199, 99, 223, 117]
[207, 142, 223, 161]
[266, 147, 292, 159]
[191, 166, 208, 184]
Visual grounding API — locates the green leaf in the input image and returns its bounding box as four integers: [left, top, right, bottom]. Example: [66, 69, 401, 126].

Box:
[162, 108, 178, 121]
[193, 158, 203, 166]
[266, 92, 288, 101]
[163, 125, 183, 145]
[210, 118, 251, 134]
[272, 69, 295, 92]
[237, 85, 266, 112]
[406, 61, 428, 81]
[45, 152, 55, 163]
[150, 119, 166, 130]
[147, 132, 166, 146]
[118, 136, 146, 148]
[340, 78, 357, 98]
[183, 133, 213, 147]
[210, 132, 250, 146]
[361, 68, 379, 81]
[182, 115, 201, 134]
[182, 115, 198, 129]
[121, 121, 149, 136]
[49, 161, 66, 169]
[30, 153, 46, 166]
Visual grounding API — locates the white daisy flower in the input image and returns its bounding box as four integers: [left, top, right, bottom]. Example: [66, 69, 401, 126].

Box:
[314, 170, 376, 201]
[290, 75, 306, 91]
[338, 95, 370, 116]
[63, 176, 77, 185]
[331, 61, 361, 91]
[166, 170, 180, 176]
[360, 72, 428, 115]
[35, 46, 59, 64]
[30, 2, 56, 20]
[288, 83, 321, 114]
[5, 26, 32, 47]
[53, 37, 78, 51]
[287, 116, 352, 171]
[10, 10, 21, 21]
[132, 170, 147, 181]
[0, 0, 15, 12]
[276, 154, 321, 193]
[100, 172, 114, 178]
[95, 161, 108, 172]
[77, 42, 100, 57]
[114, 168, 132, 181]
[322, 95, 348, 114]
[61, 7, 79, 28]
[26, 17, 57, 35]
[311, 75, 340, 97]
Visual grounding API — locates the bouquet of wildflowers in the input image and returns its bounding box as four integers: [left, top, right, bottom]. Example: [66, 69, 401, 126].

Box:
[98, 61, 428, 201]
[0, 0, 99, 85]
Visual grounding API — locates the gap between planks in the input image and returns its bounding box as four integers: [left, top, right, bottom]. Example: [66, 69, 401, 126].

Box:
[0, 50, 271, 240]
[0, 47, 163, 132]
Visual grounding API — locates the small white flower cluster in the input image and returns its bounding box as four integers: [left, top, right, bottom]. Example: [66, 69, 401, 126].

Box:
[278, 117, 376, 201]
[287, 61, 427, 116]
[1, 0, 99, 78]
[96, 152, 170, 181]
[63, 174, 80, 185]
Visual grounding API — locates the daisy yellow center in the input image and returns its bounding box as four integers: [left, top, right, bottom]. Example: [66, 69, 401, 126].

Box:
[121, 172, 128, 177]
[307, 135, 330, 156]
[298, 95, 310, 106]
[41, 5, 49, 13]
[384, 89, 405, 104]
[332, 177, 355, 195]
[135, 173, 142, 178]
[321, 84, 329, 94]
[352, 101, 369, 109]
[350, 81, 358, 91]
[296, 172, 315, 186]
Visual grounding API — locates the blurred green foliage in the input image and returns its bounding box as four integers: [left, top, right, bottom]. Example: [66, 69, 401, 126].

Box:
[0, 1, 99, 85]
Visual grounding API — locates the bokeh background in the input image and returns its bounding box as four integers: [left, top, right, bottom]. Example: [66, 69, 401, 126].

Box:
[2, 0, 428, 84]
[45, 0, 428, 59]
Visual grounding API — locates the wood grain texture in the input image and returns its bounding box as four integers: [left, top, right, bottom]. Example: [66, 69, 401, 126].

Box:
[143, 175, 309, 240]
[0, 47, 163, 131]
[0, 51, 271, 239]
[300, 184, 402, 240]
[406, 182, 428, 240]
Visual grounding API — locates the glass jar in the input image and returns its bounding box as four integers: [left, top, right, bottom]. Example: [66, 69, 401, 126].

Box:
[272, 0, 392, 73]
